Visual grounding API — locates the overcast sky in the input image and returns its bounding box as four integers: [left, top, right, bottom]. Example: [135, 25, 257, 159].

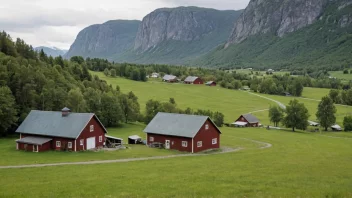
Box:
[0, 0, 249, 50]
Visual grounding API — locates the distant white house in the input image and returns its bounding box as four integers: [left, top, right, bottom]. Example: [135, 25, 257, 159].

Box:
[151, 72, 160, 78]
[308, 121, 319, 127]
[267, 69, 274, 73]
[331, 124, 342, 131]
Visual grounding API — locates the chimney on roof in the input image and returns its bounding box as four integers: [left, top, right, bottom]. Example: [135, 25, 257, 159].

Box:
[61, 107, 71, 117]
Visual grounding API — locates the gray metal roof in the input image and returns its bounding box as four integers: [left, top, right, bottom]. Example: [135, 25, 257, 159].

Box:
[62, 107, 70, 111]
[163, 75, 177, 81]
[16, 110, 106, 139]
[184, 76, 199, 82]
[143, 112, 220, 138]
[242, 114, 259, 123]
[205, 81, 215, 85]
[16, 136, 52, 145]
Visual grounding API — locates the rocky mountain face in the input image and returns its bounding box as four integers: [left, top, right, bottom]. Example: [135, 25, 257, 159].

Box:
[65, 20, 140, 59]
[134, 7, 240, 52]
[227, 0, 327, 45]
[35, 46, 67, 57]
[195, 0, 352, 69]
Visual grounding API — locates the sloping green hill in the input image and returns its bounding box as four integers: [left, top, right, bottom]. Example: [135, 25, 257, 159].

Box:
[195, 2, 352, 70]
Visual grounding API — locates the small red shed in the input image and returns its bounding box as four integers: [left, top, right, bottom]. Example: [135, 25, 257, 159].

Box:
[184, 76, 203, 84]
[144, 112, 221, 153]
[205, 81, 217, 86]
[15, 107, 107, 152]
[234, 114, 260, 127]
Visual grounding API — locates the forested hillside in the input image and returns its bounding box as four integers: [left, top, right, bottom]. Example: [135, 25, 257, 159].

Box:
[0, 32, 141, 136]
[195, 0, 352, 70]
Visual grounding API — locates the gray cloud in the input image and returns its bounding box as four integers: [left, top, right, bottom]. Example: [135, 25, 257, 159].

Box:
[0, 0, 249, 49]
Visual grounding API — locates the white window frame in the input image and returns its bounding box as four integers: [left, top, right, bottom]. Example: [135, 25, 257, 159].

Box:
[90, 125, 94, 132]
[149, 136, 154, 142]
[80, 139, 84, 146]
[182, 141, 188, 147]
[56, 141, 61, 147]
[197, 141, 202, 147]
[33, 145, 38, 152]
[205, 124, 209, 130]
[68, 142, 72, 149]
[212, 138, 217, 145]
[99, 136, 103, 142]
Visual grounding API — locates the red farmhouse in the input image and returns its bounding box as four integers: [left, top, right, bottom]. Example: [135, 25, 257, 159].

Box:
[144, 112, 221, 153]
[234, 114, 260, 127]
[184, 76, 203, 84]
[15, 107, 107, 152]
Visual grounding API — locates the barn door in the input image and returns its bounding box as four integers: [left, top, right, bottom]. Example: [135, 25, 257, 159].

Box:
[165, 140, 170, 149]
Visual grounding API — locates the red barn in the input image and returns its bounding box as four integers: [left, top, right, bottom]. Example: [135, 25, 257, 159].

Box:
[205, 81, 217, 86]
[15, 107, 107, 152]
[234, 114, 260, 127]
[144, 112, 221, 153]
[184, 76, 203, 84]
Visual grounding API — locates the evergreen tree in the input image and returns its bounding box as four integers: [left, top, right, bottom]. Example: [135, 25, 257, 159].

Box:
[316, 96, 336, 131]
[0, 86, 18, 136]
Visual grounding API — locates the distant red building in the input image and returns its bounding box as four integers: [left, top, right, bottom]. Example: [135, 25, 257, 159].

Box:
[144, 112, 221, 153]
[184, 76, 203, 84]
[234, 114, 260, 127]
[205, 81, 217, 86]
[15, 107, 107, 152]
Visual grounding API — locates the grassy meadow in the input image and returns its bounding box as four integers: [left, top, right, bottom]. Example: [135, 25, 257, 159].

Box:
[1, 127, 352, 197]
[1, 71, 352, 197]
[329, 70, 352, 82]
[92, 71, 277, 123]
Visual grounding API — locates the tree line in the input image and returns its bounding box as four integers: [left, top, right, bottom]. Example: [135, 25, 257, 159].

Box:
[0, 32, 143, 136]
[269, 96, 352, 132]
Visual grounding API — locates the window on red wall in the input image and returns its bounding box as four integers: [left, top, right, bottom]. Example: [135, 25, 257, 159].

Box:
[68, 142, 72, 148]
[212, 138, 217, 145]
[99, 136, 103, 142]
[149, 136, 154, 142]
[90, 125, 94, 132]
[205, 124, 209, 130]
[80, 139, 84, 145]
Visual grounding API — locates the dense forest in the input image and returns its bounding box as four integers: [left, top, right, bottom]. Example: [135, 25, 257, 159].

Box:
[0, 31, 143, 136]
[0, 31, 227, 136]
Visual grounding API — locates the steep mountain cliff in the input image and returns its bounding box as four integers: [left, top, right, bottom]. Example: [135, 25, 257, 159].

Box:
[196, 0, 352, 69]
[226, 0, 325, 45]
[65, 20, 140, 59]
[116, 7, 242, 64]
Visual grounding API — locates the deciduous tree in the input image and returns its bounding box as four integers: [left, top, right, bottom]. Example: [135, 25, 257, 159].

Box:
[283, 99, 310, 132]
[269, 105, 284, 127]
[316, 96, 336, 131]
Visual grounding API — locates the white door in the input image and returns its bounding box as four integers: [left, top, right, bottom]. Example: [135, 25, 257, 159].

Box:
[165, 140, 170, 149]
[86, 137, 96, 150]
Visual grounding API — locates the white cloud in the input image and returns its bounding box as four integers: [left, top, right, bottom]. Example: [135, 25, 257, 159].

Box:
[0, 0, 249, 49]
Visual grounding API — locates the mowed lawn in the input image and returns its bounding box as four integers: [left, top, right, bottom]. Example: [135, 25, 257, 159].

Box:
[92, 71, 276, 123]
[1, 127, 352, 197]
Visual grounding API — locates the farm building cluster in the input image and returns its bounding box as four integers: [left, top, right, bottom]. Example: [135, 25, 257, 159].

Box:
[154, 73, 216, 86]
[15, 108, 222, 153]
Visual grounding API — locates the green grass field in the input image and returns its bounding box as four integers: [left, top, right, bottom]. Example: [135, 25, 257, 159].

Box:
[1, 72, 352, 197]
[92, 71, 276, 123]
[329, 70, 352, 82]
[1, 127, 352, 197]
[301, 87, 330, 100]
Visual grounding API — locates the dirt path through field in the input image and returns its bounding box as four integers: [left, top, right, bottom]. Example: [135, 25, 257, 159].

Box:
[0, 138, 272, 169]
[245, 91, 286, 109]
